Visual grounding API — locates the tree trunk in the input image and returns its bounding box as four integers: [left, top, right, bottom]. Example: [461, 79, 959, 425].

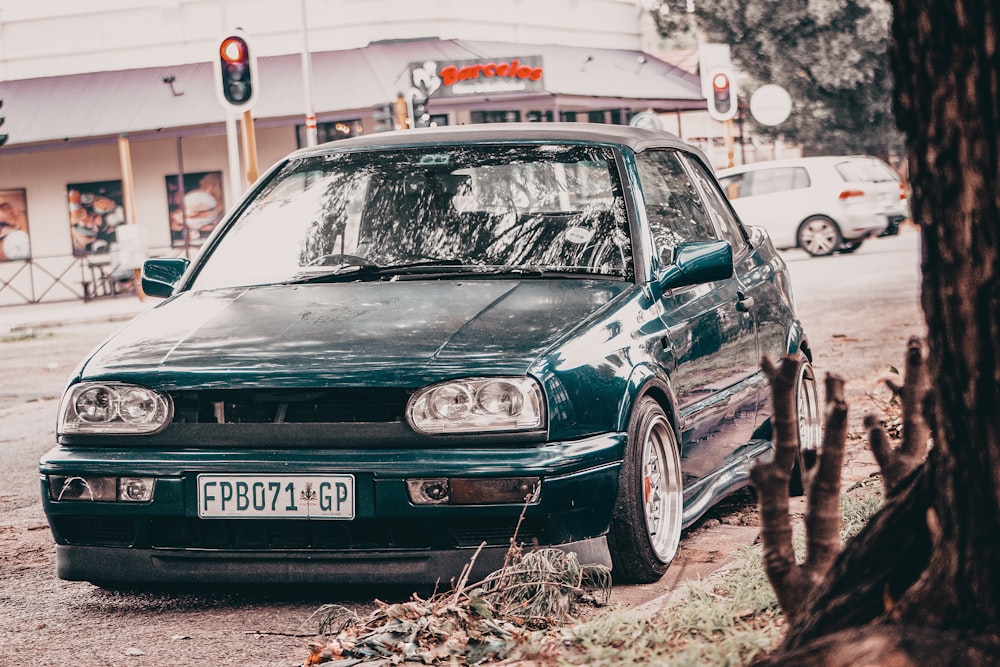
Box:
[756, 0, 1000, 661]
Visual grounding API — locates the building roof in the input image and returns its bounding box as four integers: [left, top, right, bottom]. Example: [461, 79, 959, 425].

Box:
[0, 38, 704, 151]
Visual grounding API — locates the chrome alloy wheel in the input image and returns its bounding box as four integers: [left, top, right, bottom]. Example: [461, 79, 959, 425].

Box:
[796, 360, 823, 490]
[640, 411, 683, 562]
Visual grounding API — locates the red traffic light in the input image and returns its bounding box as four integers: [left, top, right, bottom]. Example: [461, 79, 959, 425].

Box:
[220, 36, 248, 64]
[707, 68, 737, 122]
[216, 33, 257, 109]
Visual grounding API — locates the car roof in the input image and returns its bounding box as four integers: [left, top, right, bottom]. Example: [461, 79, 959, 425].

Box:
[716, 155, 882, 177]
[288, 122, 703, 161]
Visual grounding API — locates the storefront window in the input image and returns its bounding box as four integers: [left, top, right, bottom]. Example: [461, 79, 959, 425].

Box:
[296, 120, 363, 148]
[587, 110, 625, 125]
[470, 110, 521, 124]
[425, 113, 450, 128]
[526, 110, 554, 123]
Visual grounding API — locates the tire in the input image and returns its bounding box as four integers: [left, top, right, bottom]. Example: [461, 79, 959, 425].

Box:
[789, 357, 822, 496]
[839, 240, 863, 254]
[797, 216, 843, 257]
[608, 397, 683, 583]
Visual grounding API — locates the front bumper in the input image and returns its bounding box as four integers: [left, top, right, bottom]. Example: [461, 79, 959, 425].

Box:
[39, 434, 624, 584]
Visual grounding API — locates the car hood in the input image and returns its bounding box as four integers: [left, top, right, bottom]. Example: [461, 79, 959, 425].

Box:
[80, 280, 630, 388]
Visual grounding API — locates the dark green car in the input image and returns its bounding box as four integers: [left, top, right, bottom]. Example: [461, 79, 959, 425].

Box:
[40, 124, 820, 586]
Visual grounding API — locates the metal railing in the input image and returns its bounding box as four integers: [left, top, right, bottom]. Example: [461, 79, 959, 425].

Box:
[0, 246, 186, 307]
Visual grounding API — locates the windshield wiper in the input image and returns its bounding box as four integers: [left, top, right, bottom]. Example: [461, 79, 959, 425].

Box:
[284, 258, 471, 284]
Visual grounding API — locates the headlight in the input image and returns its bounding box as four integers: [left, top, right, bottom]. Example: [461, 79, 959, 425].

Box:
[58, 382, 172, 435]
[407, 377, 544, 434]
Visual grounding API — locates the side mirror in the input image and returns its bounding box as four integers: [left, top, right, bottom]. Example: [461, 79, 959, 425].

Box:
[657, 240, 733, 291]
[141, 258, 190, 298]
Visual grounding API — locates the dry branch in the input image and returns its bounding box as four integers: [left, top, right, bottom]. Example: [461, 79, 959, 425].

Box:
[866, 337, 931, 493]
[752, 355, 847, 626]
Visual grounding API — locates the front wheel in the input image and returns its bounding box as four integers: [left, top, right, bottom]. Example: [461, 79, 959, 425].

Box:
[608, 397, 683, 583]
[790, 357, 822, 496]
[797, 216, 843, 257]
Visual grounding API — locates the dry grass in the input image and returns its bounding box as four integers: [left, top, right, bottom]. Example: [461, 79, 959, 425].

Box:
[300, 483, 884, 665]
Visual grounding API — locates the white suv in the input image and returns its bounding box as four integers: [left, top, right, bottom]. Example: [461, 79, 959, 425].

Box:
[716, 156, 908, 257]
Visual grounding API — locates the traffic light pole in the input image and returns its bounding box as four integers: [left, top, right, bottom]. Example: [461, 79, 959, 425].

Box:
[226, 113, 242, 200]
[724, 119, 735, 168]
[240, 110, 260, 185]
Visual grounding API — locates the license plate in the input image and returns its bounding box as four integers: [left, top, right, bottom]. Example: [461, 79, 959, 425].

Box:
[197, 475, 355, 519]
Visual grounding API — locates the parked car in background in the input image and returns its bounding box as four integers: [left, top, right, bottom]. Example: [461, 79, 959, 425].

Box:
[717, 156, 909, 257]
[40, 124, 819, 587]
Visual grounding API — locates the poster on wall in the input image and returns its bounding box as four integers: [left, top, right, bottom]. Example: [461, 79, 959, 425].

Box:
[0, 188, 31, 261]
[167, 171, 225, 247]
[68, 180, 125, 256]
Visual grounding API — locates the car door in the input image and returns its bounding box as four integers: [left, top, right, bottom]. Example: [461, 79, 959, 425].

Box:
[634, 149, 760, 489]
[682, 150, 791, 400]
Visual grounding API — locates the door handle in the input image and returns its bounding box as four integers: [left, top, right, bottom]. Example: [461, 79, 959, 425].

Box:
[736, 291, 755, 312]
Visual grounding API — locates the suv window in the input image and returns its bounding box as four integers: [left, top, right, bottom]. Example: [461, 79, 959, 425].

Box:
[635, 149, 718, 255]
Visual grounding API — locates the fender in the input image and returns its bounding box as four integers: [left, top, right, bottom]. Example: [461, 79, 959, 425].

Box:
[785, 319, 812, 359]
[617, 362, 680, 435]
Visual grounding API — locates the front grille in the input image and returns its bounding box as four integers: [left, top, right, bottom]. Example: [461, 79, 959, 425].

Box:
[52, 516, 544, 551]
[170, 388, 412, 424]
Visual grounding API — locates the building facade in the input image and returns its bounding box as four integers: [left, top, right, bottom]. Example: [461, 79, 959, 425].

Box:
[0, 0, 722, 305]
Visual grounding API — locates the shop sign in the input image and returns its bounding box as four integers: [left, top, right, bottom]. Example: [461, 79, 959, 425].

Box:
[409, 56, 544, 98]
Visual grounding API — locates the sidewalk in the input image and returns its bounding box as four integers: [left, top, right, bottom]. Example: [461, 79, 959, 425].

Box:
[0, 295, 154, 335]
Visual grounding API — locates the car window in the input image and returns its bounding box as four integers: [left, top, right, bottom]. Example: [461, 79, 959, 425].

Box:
[744, 166, 810, 196]
[718, 173, 745, 200]
[679, 153, 748, 251]
[635, 149, 718, 255]
[190, 144, 633, 290]
[835, 158, 899, 183]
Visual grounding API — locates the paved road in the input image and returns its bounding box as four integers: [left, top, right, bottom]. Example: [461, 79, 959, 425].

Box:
[0, 228, 922, 666]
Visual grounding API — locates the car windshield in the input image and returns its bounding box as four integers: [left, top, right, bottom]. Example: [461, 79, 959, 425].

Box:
[190, 143, 632, 290]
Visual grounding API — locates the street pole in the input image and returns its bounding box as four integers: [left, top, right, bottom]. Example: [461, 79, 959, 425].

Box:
[226, 112, 242, 199]
[116, 134, 146, 300]
[724, 119, 735, 168]
[299, 0, 318, 146]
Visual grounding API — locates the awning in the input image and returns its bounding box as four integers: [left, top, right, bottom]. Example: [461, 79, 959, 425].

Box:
[0, 38, 704, 150]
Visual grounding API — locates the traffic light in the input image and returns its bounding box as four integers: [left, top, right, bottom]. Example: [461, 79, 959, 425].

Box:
[0, 99, 7, 147]
[215, 31, 258, 110]
[707, 68, 738, 122]
[373, 103, 395, 132]
[412, 95, 430, 128]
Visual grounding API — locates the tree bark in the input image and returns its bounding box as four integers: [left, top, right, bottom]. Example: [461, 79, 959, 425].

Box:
[757, 0, 1000, 660]
[888, 0, 1000, 630]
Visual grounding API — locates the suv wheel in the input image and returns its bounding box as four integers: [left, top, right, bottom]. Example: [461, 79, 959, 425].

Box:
[798, 216, 842, 257]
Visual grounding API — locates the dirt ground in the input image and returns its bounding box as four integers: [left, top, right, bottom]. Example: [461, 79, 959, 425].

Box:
[0, 230, 924, 666]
